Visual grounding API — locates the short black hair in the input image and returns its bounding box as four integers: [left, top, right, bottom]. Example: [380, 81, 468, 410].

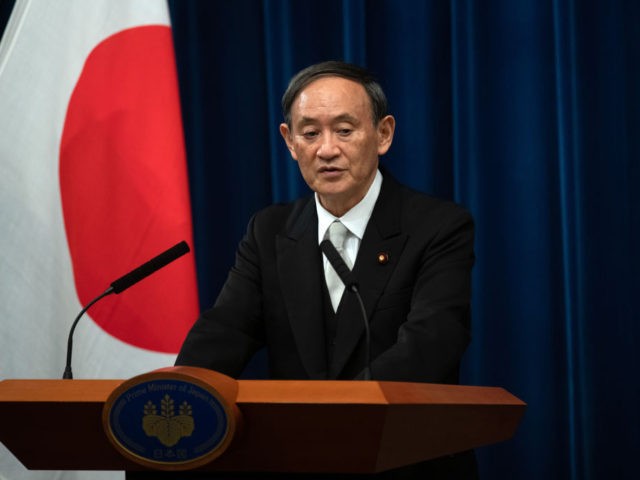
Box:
[281, 60, 388, 127]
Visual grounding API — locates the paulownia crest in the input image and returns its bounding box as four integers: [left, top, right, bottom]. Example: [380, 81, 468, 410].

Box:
[142, 394, 194, 447]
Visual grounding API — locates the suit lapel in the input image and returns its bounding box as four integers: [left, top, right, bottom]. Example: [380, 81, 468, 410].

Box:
[329, 175, 409, 378]
[276, 198, 328, 379]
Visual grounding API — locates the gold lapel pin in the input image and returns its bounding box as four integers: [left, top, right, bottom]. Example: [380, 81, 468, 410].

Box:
[377, 252, 389, 265]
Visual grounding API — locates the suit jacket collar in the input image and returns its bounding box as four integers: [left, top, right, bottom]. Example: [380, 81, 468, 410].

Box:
[330, 173, 408, 378]
[276, 198, 328, 379]
[276, 173, 408, 379]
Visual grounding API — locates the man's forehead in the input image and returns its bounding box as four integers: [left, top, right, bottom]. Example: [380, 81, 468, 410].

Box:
[295, 112, 360, 127]
[290, 77, 371, 120]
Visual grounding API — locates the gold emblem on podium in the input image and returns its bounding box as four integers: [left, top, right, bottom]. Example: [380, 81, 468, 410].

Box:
[142, 394, 194, 447]
[103, 368, 238, 469]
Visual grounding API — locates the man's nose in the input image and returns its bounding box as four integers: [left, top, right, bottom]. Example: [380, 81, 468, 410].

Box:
[316, 133, 340, 159]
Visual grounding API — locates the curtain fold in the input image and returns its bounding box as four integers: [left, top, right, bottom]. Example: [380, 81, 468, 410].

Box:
[168, 1, 639, 478]
[552, 0, 585, 477]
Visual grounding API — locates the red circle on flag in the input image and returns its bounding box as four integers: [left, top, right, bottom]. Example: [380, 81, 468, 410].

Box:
[59, 26, 198, 353]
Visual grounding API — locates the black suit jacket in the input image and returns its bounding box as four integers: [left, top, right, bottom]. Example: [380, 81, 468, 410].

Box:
[175, 172, 478, 479]
[177, 172, 474, 384]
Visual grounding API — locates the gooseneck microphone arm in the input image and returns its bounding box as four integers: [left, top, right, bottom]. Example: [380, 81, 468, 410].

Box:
[62, 241, 190, 379]
[320, 239, 372, 380]
[62, 287, 114, 379]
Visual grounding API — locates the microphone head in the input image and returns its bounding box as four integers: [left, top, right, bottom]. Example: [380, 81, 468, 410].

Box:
[110, 241, 190, 294]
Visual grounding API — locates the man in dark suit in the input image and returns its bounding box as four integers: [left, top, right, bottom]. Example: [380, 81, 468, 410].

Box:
[176, 61, 477, 478]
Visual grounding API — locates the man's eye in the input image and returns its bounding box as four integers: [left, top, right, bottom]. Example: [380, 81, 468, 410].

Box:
[302, 131, 319, 139]
[337, 129, 352, 136]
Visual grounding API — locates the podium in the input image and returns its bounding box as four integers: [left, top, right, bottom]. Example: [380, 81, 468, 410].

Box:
[0, 366, 525, 475]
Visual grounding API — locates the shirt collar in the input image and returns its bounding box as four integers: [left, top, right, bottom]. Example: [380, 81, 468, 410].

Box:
[316, 169, 383, 243]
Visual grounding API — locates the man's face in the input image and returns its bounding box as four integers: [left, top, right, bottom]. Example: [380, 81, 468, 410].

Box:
[280, 76, 395, 217]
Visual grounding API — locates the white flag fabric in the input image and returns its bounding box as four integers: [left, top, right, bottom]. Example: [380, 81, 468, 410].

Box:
[0, 1, 199, 478]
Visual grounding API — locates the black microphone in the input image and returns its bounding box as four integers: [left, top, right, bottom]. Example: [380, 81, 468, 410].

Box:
[62, 241, 191, 379]
[320, 240, 372, 380]
[110, 240, 190, 293]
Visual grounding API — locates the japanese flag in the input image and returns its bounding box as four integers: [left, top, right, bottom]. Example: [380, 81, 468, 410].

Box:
[0, 0, 199, 478]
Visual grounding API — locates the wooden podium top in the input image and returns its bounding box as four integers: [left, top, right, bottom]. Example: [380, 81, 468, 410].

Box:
[0, 377, 520, 404]
[0, 372, 525, 473]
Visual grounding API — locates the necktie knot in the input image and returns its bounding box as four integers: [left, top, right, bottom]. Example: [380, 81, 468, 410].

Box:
[328, 220, 349, 254]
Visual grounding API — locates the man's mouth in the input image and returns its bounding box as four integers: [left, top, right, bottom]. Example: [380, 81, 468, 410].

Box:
[319, 166, 344, 173]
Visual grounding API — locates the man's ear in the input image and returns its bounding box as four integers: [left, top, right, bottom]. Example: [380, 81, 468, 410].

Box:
[279, 123, 298, 161]
[377, 115, 395, 156]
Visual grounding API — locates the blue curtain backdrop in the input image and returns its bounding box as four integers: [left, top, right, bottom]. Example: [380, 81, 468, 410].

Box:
[167, 0, 639, 479]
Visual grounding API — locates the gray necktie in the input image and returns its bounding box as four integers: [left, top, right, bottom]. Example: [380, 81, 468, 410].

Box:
[324, 220, 352, 311]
